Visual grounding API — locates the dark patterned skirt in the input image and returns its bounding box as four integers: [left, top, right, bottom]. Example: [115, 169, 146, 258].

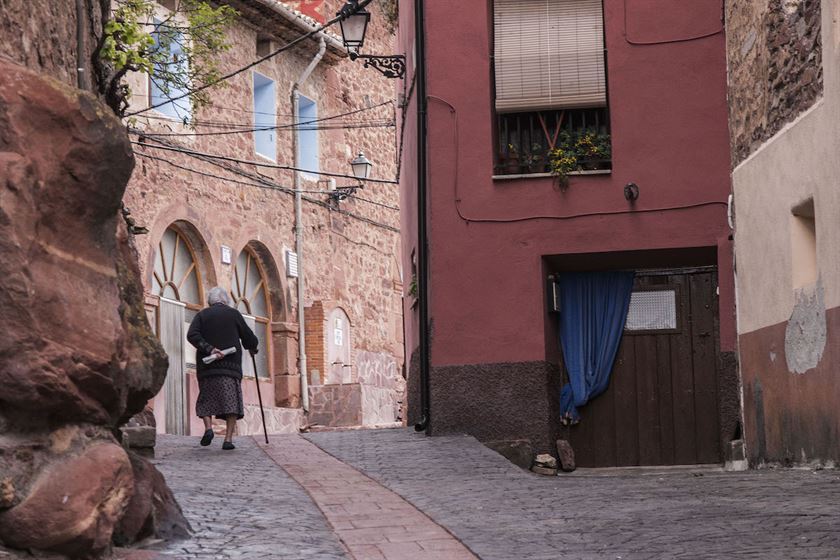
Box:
[196, 374, 244, 419]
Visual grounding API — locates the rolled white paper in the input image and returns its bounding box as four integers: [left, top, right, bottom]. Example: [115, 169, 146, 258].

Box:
[202, 346, 237, 364]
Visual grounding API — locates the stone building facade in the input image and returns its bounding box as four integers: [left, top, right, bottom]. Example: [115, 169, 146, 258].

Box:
[726, 0, 840, 465]
[727, 0, 824, 164]
[124, 0, 405, 436]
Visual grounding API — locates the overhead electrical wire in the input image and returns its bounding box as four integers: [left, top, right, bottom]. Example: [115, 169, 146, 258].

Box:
[133, 150, 399, 235]
[133, 148, 400, 213]
[133, 97, 393, 126]
[137, 121, 394, 137]
[130, 137, 399, 184]
[126, 0, 374, 117]
[428, 94, 727, 224]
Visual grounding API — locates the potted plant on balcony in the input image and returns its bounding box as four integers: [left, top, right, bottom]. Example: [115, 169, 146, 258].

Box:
[523, 143, 545, 173]
[575, 128, 612, 171]
[548, 145, 577, 187]
[548, 129, 611, 185]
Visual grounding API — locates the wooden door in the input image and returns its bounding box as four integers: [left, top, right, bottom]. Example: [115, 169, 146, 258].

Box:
[566, 268, 721, 467]
[160, 298, 188, 435]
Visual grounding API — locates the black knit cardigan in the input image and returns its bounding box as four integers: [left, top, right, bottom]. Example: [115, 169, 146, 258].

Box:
[186, 303, 259, 379]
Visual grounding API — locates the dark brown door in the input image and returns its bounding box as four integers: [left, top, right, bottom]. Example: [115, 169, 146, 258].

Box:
[566, 268, 722, 467]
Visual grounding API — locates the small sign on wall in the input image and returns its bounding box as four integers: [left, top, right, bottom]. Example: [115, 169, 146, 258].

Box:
[286, 250, 299, 278]
[220, 245, 231, 265]
[334, 317, 343, 346]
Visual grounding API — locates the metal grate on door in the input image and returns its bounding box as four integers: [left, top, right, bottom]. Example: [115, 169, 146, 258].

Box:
[625, 290, 677, 331]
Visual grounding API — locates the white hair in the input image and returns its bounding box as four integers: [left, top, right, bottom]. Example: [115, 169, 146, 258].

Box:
[207, 286, 231, 306]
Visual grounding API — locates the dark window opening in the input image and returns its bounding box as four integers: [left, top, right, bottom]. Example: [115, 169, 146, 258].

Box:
[496, 107, 611, 175]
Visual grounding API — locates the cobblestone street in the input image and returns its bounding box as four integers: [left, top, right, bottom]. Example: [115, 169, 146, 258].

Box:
[142, 429, 840, 559]
[151, 436, 348, 559]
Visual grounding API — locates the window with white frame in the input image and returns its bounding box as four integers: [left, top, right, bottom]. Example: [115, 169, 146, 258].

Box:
[149, 19, 191, 121]
[493, 0, 610, 175]
[231, 247, 271, 378]
[297, 94, 319, 178]
[253, 72, 277, 160]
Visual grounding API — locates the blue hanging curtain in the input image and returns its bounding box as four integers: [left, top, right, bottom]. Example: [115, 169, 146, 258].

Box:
[558, 271, 635, 424]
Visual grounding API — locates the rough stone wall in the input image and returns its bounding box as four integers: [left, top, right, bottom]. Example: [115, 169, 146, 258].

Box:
[123, 2, 404, 416]
[308, 383, 363, 427]
[0, 0, 81, 88]
[430, 361, 563, 456]
[726, 0, 823, 165]
[357, 350, 405, 425]
[0, 59, 186, 557]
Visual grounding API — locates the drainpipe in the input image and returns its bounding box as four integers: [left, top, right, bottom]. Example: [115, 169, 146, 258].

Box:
[292, 37, 326, 413]
[413, 0, 431, 433]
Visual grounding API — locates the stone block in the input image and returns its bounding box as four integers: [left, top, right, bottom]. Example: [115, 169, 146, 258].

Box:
[122, 426, 156, 449]
[0, 443, 134, 556]
[113, 452, 190, 546]
[531, 465, 558, 476]
[556, 439, 576, 472]
[484, 440, 533, 470]
[534, 453, 558, 469]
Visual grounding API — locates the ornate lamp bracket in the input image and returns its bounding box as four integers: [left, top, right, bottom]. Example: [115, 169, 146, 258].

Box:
[330, 185, 361, 203]
[349, 52, 406, 79]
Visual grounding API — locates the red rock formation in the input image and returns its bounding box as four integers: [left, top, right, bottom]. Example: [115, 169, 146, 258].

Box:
[0, 59, 185, 557]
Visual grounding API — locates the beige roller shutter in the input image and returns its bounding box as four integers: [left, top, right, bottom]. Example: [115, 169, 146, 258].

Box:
[494, 0, 606, 112]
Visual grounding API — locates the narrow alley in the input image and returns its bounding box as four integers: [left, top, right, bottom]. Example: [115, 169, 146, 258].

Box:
[134, 429, 840, 559]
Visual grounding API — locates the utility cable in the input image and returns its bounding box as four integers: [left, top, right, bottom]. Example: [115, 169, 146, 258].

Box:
[126, 0, 374, 117]
[623, 0, 724, 45]
[138, 121, 394, 137]
[428, 95, 727, 224]
[130, 137, 399, 184]
[134, 97, 393, 128]
[135, 150, 399, 211]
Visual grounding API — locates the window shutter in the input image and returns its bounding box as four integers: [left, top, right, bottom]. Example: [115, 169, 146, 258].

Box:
[494, 0, 606, 112]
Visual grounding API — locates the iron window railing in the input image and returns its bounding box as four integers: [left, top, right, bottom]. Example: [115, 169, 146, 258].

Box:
[495, 107, 611, 176]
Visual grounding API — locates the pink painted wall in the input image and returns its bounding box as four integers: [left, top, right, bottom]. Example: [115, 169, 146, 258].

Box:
[400, 0, 734, 366]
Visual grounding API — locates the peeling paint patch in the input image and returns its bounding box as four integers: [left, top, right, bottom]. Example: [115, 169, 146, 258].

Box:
[784, 281, 826, 373]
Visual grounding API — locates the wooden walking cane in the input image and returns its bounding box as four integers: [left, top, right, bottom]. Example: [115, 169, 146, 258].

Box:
[250, 353, 270, 444]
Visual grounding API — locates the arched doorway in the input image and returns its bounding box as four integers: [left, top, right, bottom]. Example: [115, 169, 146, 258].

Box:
[326, 307, 352, 384]
[231, 246, 272, 379]
[151, 225, 204, 435]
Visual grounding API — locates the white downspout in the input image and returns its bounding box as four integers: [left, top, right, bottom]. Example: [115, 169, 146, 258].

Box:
[292, 37, 326, 413]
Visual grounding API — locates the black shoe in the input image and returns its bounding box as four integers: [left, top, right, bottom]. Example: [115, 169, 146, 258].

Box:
[222, 441, 235, 451]
[200, 429, 214, 447]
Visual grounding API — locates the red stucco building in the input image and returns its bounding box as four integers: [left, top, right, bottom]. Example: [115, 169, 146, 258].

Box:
[399, 0, 741, 467]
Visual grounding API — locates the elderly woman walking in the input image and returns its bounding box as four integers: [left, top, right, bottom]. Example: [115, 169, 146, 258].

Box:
[187, 286, 259, 450]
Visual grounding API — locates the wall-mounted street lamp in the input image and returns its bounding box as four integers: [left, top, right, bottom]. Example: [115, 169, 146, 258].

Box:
[330, 152, 373, 203]
[338, 0, 369, 53]
[337, 0, 406, 79]
[350, 151, 372, 179]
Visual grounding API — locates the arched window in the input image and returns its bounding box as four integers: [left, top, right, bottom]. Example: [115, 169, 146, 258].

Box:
[232, 247, 271, 378]
[150, 224, 205, 436]
[152, 227, 202, 307]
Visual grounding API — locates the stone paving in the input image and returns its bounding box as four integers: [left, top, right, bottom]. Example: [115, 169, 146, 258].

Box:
[306, 429, 840, 560]
[150, 435, 348, 559]
[259, 435, 475, 560]
[114, 430, 840, 560]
